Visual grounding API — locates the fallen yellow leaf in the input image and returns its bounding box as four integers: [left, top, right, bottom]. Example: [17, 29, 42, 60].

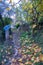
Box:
[25, 61, 32, 65]
[32, 24, 36, 28]
[25, 62, 29, 64]
[35, 46, 39, 49]
[39, 54, 43, 62]
[19, 63, 24, 65]
[22, 55, 27, 59]
[18, 58, 22, 62]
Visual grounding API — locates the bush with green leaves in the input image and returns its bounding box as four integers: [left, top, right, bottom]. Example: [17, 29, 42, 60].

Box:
[20, 31, 34, 46]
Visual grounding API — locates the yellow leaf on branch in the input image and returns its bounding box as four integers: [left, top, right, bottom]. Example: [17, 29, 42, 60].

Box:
[6, 8, 11, 11]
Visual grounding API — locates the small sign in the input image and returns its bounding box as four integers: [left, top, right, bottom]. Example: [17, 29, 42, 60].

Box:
[4, 25, 11, 31]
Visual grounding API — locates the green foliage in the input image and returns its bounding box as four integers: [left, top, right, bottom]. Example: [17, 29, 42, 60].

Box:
[20, 0, 43, 33]
[34, 62, 43, 65]
[33, 30, 43, 44]
[0, 20, 3, 30]
[38, 16, 43, 23]
[0, 17, 12, 40]
[0, 17, 12, 29]
[15, 0, 43, 38]
[16, 23, 20, 28]
[20, 31, 34, 46]
[3, 17, 12, 26]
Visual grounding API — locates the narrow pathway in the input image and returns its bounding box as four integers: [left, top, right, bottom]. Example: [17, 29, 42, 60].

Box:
[12, 30, 21, 58]
[13, 30, 20, 48]
[5, 29, 21, 65]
